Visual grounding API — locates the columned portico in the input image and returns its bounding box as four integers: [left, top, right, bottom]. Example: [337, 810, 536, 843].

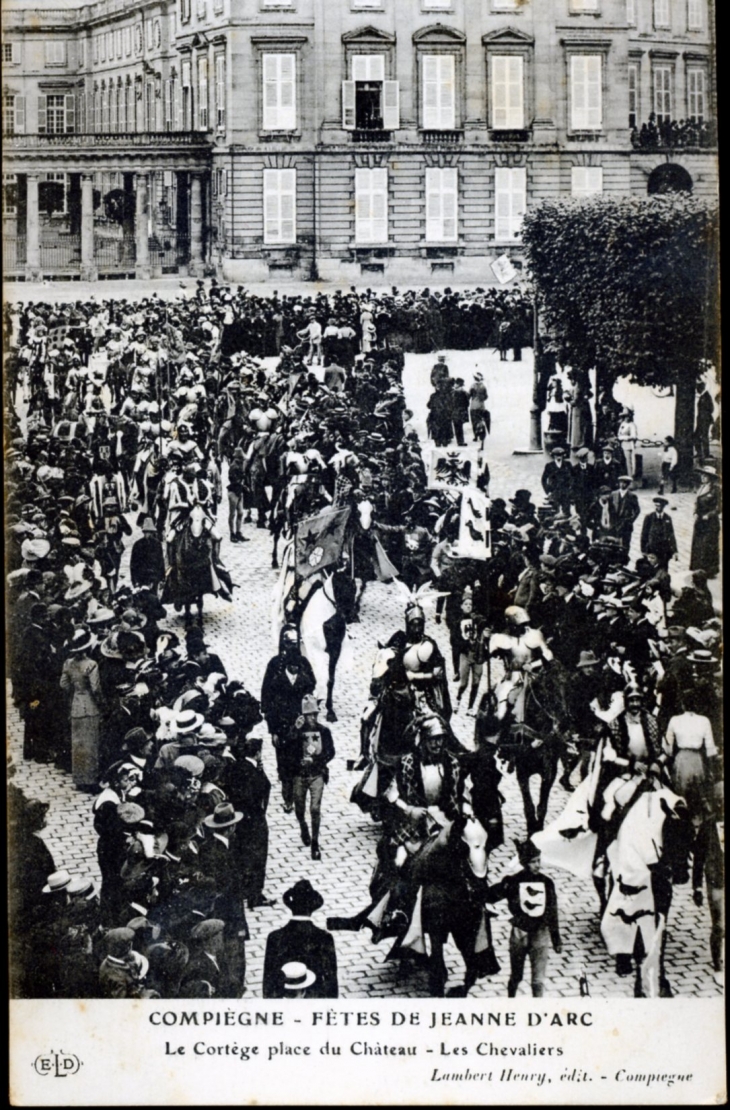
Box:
[135, 171, 151, 279]
[189, 171, 204, 276]
[80, 174, 97, 280]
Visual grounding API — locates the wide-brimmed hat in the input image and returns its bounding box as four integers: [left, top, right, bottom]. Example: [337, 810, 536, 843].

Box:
[87, 607, 117, 627]
[117, 802, 145, 826]
[576, 650, 600, 669]
[174, 709, 205, 736]
[43, 869, 73, 894]
[68, 629, 95, 654]
[190, 919, 225, 942]
[697, 464, 719, 478]
[686, 649, 718, 665]
[509, 489, 533, 506]
[197, 722, 227, 746]
[67, 875, 96, 898]
[283, 879, 324, 916]
[21, 537, 51, 562]
[281, 961, 317, 992]
[203, 802, 243, 829]
[617, 474, 633, 484]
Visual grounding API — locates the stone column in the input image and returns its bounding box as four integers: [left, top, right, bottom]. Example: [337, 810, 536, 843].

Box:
[80, 174, 97, 280]
[25, 173, 41, 280]
[135, 171, 151, 279]
[189, 171, 204, 276]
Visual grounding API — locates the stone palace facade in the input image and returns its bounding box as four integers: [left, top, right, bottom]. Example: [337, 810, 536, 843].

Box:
[2, 0, 717, 283]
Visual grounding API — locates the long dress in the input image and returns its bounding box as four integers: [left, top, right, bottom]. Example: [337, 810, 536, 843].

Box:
[60, 654, 102, 787]
[690, 482, 720, 578]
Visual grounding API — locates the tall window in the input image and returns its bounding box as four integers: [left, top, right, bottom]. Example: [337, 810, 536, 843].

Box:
[101, 85, 109, 131]
[653, 65, 672, 122]
[215, 53, 226, 129]
[570, 54, 602, 130]
[687, 68, 706, 122]
[263, 169, 296, 244]
[126, 82, 134, 132]
[262, 53, 296, 131]
[491, 55, 524, 130]
[164, 78, 173, 131]
[44, 172, 68, 214]
[425, 167, 457, 242]
[4, 42, 20, 64]
[342, 55, 399, 131]
[626, 0, 636, 24]
[146, 80, 155, 130]
[181, 58, 192, 129]
[181, 0, 191, 23]
[115, 29, 123, 57]
[45, 40, 67, 66]
[3, 93, 25, 135]
[355, 167, 388, 244]
[654, 0, 671, 27]
[687, 0, 703, 28]
[3, 173, 18, 215]
[571, 166, 603, 196]
[124, 26, 132, 55]
[110, 82, 117, 132]
[628, 62, 639, 127]
[38, 92, 74, 134]
[422, 54, 455, 130]
[494, 166, 525, 241]
[197, 55, 209, 129]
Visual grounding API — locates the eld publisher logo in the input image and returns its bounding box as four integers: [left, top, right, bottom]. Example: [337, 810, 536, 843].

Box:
[33, 1051, 82, 1078]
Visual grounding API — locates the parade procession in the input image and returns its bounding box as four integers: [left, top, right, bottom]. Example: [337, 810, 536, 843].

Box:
[5, 279, 722, 1004]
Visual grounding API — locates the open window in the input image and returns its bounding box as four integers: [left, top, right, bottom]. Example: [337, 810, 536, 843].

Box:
[342, 54, 399, 130]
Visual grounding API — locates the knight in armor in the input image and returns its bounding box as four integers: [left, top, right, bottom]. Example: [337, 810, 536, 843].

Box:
[401, 601, 452, 721]
[487, 605, 554, 721]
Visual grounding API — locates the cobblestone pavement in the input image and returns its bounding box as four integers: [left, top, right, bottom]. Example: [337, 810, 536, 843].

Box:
[7, 344, 722, 999]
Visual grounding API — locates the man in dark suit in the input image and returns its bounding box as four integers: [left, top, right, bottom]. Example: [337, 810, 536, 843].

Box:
[640, 496, 678, 569]
[260, 626, 317, 813]
[263, 879, 338, 999]
[181, 918, 231, 997]
[610, 475, 641, 551]
[594, 444, 622, 492]
[570, 447, 596, 531]
[199, 803, 248, 996]
[224, 735, 275, 908]
[541, 446, 573, 515]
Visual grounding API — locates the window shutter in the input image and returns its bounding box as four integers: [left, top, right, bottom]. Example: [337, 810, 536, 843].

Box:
[441, 166, 457, 240]
[14, 95, 26, 134]
[571, 55, 602, 130]
[687, 0, 702, 29]
[279, 54, 296, 130]
[426, 168, 442, 242]
[382, 80, 400, 130]
[263, 55, 277, 129]
[492, 55, 524, 129]
[37, 93, 48, 134]
[264, 168, 279, 243]
[423, 54, 455, 130]
[215, 54, 225, 128]
[355, 168, 370, 243]
[495, 166, 525, 240]
[65, 92, 76, 133]
[342, 80, 356, 129]
[352, 54, 384, 82]
[371, 167, 387, 243]
[280, 168, 296, 242]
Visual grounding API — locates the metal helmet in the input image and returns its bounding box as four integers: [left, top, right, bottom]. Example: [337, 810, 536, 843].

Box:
[505, 605, 530, 627]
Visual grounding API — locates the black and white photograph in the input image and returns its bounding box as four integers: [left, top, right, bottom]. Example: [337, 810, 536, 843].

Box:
[4, 0, 723, 1103]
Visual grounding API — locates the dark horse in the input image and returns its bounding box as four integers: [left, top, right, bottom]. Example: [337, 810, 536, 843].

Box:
[475, 661, 572, 835]
[162, 503, 233, 627]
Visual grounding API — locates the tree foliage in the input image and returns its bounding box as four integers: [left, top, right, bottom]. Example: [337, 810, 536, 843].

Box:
[522, 194, 719, 389]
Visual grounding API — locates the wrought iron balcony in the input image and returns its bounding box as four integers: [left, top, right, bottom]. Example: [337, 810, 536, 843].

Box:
[421, 129, 464, 144]
[489, 128, 530, 143]
[630, 116, 717, 151]
[4, 131, 213, 149]
[352, 129, 392, 143]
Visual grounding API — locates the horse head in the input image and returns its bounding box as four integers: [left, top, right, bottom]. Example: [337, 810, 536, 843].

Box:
[357, 498, 374, 531]
[370, 644, 397, 697]
[188, 502, 208, 539]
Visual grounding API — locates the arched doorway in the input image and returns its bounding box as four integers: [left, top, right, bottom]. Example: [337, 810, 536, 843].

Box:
[647, 163, 694, 195]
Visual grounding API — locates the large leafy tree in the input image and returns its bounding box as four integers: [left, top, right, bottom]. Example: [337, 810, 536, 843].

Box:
[523, 194, 719, 476]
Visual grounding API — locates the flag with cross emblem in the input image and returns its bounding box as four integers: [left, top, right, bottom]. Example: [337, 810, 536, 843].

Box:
[295, 506, 351, 579]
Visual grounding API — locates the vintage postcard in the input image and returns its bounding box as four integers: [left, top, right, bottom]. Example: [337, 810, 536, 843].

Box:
[4, 0, 723, 1104]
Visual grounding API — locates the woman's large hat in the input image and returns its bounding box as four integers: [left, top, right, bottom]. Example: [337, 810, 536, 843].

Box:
[68, 629, 95, 654]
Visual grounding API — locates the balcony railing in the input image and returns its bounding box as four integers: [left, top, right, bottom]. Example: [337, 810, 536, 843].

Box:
[352, 129, 392, 143]
[4, 131, 213, 149]
[630, 116, 717, 151]
[489, 128, 530, 143]
[421, 129, 464, 144]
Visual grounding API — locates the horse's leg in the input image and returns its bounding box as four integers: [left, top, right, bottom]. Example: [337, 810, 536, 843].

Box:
[324, 614, 346, 723]
[517, 763, 539, 836]
[535, 746, 559, 832]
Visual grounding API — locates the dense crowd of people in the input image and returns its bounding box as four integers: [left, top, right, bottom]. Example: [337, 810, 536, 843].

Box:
[4, 281, 723, 1001]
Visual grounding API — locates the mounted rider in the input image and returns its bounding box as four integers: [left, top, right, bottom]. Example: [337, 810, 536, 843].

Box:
[488, 605, 554, 721]
[401, 600, 452, 721]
